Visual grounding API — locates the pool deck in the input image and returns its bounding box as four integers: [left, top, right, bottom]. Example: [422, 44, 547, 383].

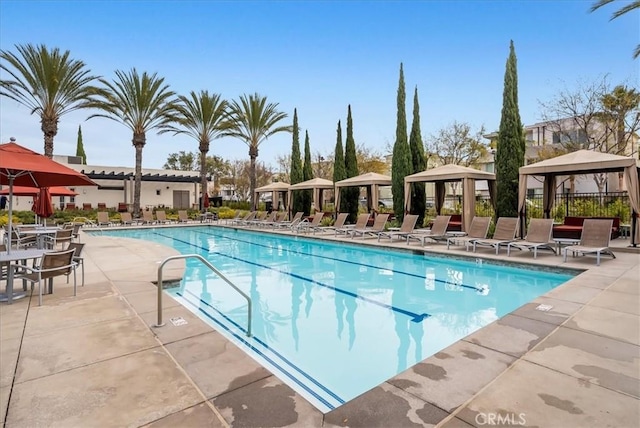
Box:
[1, 222, 638, 427]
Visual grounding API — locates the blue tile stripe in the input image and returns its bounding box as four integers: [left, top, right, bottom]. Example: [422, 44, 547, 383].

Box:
[176, 290, 343, 410]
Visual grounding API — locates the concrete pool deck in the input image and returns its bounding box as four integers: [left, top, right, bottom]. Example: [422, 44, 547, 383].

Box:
[1, 223, 638, 427]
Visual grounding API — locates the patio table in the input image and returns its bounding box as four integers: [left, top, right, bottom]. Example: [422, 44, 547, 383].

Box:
[20, 227, 60, 249]
[0, 249, 49, 303]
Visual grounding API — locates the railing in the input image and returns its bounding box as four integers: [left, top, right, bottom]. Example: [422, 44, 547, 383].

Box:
[155, 254, 252, 337]
[526, 191, 630, 221]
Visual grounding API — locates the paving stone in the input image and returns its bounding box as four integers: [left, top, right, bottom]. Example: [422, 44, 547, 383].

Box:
[455, 360, 639, 428]
[544, 281, 604, 304]
[140, 304, 214, 344]
[166, 331, 271, 399]
[0, 385, 8, 425]
[511, 296, 582, 325]
[124, 288, 181, 315]
[525, 326, 640, 398]
[463, 314, 558, 358]
[6, 348, 202, 427]
[564, 305, 640, 346]
[213, 376, 323, 427]
[142, 402, 226, 428]
[0, 337, 20, 388]
[587, 289, 640, 316]
[608, 276, 640, 295]
[388, 341, 516, 413]
[16, 316, 159, 383]
[324, 382, 449, 427]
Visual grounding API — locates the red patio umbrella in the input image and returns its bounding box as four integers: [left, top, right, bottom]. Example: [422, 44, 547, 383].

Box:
[32, 187, 54, 218]
[0, 185, 78, 197]
[203, 193, 210, 209]
[0, 139, 96, 252]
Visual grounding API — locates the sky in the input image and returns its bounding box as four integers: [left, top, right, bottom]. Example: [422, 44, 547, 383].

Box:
[0, 0, 638, 171]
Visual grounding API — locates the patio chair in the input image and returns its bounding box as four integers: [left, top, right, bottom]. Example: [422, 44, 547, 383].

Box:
[312, 213, 348, 235]
[120, 212, 136, 226]
[178, 210, 191, 223]
[562, 219, 616, 266]
[251, 211, 276, 228]
[43, 228, 73, 250]
[5, 227, 38, 249]
[141, 210, 156, 225]
[446, 216, 492, 250]
[96, 211, 113, 227]
[377, 214, 418, 242]
[82, 203, 92, 211]
[507, 218, 556, 259]
[232, 211, 256, 226]
[294, 213, 325, 233]
[266, 211, 288, 228]
[335, 213, 370, 237]
[472, 217, 519, 255]
[13, 248, 77, 306]
[274, 212, 303, 230]
[349, 213, 390, 239]
[407, 215, 451, 246]
[155, 210, 172, 224]
[65, 242, 86, 287]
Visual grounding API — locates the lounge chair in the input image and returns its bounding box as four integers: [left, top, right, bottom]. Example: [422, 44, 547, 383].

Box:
[378, 214, 418, 242]
[473, 217, 519, 255]
[246, 211, 271, 227]
[446, 216, 492, 250]
[96, 211, 113, 227]
[407, 215, 451, 246]
[313, 213, 348, 234]
[141, 210, 156, 225]
[349, 213, 390, 239]
[155, 210, 172, 224]
[562, 219, 616, 266]
[120, 212, 136, 226]
[275, 211, 304, 229]
[507, 218, 556, 258]
[266, 211, 288, 228]
[178, 210, 191, 223]
[231, 211, 256, 226]
[294, 213, 325, 233]
[335, 213, 370, 236]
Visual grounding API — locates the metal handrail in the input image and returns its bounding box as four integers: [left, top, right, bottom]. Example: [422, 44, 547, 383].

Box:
[155, 254, 252, 337]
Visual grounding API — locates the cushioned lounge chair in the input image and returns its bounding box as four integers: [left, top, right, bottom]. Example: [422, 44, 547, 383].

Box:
[472, 217, 519, 255]
[562, 219, 616, 266]
[378, 214, 418, 242]
[507, 218, 556, 258]
[349, 213, 389, 239]
[407, 215, 451, 246]
[446, 216, 492, 250]
[335, 213, 370, 236]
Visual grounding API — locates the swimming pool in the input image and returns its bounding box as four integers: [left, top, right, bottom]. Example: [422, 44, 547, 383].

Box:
[96, 225, 574, 412]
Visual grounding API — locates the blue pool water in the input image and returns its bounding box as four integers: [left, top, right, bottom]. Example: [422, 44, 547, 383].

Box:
[95, 225, 574, 412]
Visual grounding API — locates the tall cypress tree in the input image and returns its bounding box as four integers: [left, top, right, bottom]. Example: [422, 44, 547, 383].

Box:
[76, 125, 87, 164]
[409, 86, 426, 226]
[392, 63, 412, 222]
[495, 41, 525, 220]
[333, 120, 346, 215]
[302, 130, 314, 215]
[344, 105, 359, 222]
[290, 108, 304, 215]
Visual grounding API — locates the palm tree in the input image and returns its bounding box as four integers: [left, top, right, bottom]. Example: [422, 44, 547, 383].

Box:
[0, 43, 103, 157]
[160, 90, 229, 210]
[590, 0, 640, 58]
[224, 93, 292, 208]
[91, 68, 176, 217]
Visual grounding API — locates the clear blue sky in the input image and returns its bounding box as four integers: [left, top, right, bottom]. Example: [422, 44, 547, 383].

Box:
[1, 0, 638, 170]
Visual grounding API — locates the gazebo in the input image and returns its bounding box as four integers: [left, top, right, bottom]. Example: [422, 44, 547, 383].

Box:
[518, 150, 640, 245]
[253, 182, 290, 211]
[404, 164, 496, 232]
[334, 172, 392, 214]
[287, 178, 334, 214]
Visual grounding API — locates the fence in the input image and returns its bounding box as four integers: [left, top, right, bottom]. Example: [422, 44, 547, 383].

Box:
[526, 191, 631, 222]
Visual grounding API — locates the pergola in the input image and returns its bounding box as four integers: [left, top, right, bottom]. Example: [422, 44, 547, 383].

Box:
[404, 164, 496, 232]
[518, 150, 640, 245]
[253, 182, 290, 211]
[287, 178, 334, 214]
[335, 172, 392, 214]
